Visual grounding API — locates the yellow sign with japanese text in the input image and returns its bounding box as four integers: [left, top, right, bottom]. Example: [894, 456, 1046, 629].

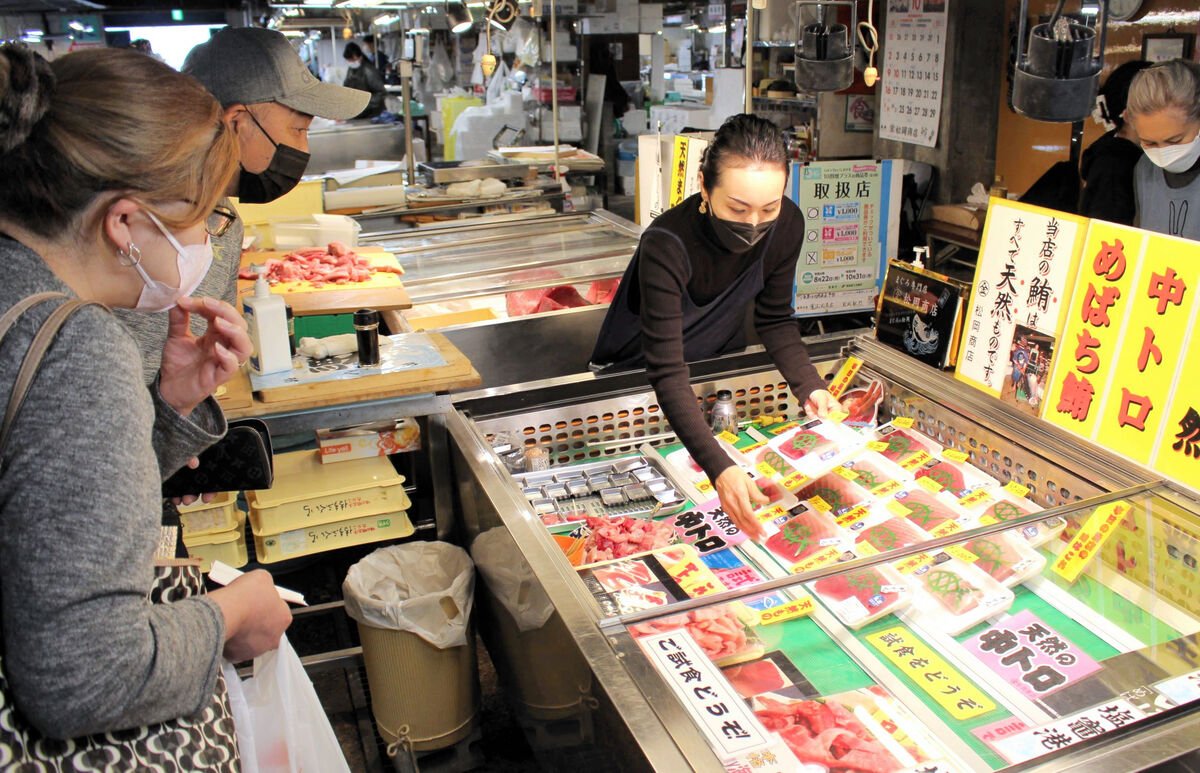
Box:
[1093, 234, 1200, 464]
[867, 626, 996, 720]
[1156, 337, 1200, 484]
[1041, 222, 1145, 439]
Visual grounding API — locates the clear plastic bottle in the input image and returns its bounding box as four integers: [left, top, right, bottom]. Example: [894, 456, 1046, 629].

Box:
[710, 389, 737, 435]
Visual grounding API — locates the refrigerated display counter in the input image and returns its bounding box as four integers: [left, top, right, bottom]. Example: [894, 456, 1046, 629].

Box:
[447, 335, 1200, 772]
[358, 209, 639, 324]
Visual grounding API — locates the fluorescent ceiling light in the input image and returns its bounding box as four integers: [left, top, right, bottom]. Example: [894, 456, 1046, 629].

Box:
[707, 23, 725, 33]
[374, 12, 397, 24]
[283, 30, 305, 36]
[23, 29, 43, 36]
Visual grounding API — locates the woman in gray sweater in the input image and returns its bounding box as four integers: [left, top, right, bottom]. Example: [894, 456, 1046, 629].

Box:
[0, 44, 290, 749]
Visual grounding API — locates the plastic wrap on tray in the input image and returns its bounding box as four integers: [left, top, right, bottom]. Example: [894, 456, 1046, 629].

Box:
[576, 515, 678, 565]
[962, 531, 1047, 588]
[752, 691, 907, 772]
[913, 457, 998, 498]
[838, 451, 914, 498]
[874, 427, 942, 469]
[796, 470, 876, 517]
[956, 489, 1066, 548]
[854, 516, 929, 557]
[628, 601, 765, 666]
[907, 556, 1014, 636]
[762, 508, 848, 569]
[890, 487, 976, 537]
[764, 418, 867, 478]
[810, 564, 912, 629]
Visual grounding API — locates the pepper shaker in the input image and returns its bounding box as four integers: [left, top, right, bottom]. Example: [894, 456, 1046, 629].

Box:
[353, 308, 381, 366]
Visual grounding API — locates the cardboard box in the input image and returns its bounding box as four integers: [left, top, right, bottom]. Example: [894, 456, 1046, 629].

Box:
[316, 418, 421, 464]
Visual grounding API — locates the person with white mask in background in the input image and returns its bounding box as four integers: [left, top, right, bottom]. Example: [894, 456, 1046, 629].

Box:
[114, 26, 370, 384]
[1127, 59, 1200, 240]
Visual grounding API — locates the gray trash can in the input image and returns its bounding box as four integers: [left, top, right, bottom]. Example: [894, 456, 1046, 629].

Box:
[343, 543, 479, 758]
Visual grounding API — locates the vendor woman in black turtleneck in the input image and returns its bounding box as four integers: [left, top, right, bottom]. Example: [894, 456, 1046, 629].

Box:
[590, 114, 840, 541]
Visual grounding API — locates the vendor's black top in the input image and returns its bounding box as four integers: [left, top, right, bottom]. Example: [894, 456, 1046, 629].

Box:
[590, 193, 826, 482]
[344, 62, 387, 120]
[1079, 130, 1144, 225]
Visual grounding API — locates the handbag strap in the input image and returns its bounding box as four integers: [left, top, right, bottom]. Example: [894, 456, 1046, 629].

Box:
[1, 294, 103, 459]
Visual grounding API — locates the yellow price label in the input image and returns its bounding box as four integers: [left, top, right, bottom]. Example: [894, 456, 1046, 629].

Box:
[1053, 500, 1131, 582]
[667, 557, 727, 598]
[892, 417, 915, 429]
[757, 504, 787, 523]
[887, 500, 912, 518]
[757, 595, 815, 625]
[718, 431, 740, 445]
[894, 553, 934, 574]
[872, 479, 902, 498]
[900, 451, 933, 471]
[930, 521, 964, 538]
[978, 513, 999, 526]
[790, 545, 843, 574]
[943, 545, 979, 564]
[770, 421, 800, 436]
[866, 626, 996, 720]
[827, 410, 849, 423]
[828, 356, 863, 399]
[942, 449, 969, 463]
[916, 476, 944, 494]
[856, 541, 880, 557]
[756, 462, 780, 479]
[867, 441, 890, 452]
[957, 489, 993, 510]
[836, 505, 871, 528]
[809, 495, 833, 512]
[742, 441, 766, 454]
[833, 465, 859, 481]
[1003, 481, 1031, 499]
[782, 472, 810, 492]
[696, 480, 713, 493]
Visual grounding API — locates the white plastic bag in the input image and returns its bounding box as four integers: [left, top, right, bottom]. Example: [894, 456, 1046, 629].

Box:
[221, 637, 351, 773]
[342, 542, 475, 648]
[470, 528, 554, 632]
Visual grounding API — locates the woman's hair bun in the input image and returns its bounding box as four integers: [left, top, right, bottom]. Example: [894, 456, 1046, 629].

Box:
[0, 43, 55, 155]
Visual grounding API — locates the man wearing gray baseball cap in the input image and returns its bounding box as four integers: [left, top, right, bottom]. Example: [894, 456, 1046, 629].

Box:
[116, 26, 370, 382]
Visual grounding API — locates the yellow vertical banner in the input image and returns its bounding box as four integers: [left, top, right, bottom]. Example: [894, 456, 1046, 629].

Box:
[1150, 243, 1200, 483]
[1093, 234, 1200, 464]
[669, 135, 691, 208]
[1040, 222, 1145, 440]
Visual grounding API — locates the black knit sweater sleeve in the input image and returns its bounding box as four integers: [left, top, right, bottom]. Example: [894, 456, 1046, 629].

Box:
[638, 227, 735, 482]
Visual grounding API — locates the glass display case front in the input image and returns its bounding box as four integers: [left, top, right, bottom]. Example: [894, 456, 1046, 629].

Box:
[451, 342, 1200, 772]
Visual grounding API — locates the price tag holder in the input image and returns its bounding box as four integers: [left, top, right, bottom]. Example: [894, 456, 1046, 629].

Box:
[892, 417, 915, 429]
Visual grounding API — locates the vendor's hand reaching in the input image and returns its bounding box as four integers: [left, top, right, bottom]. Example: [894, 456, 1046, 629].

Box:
[715, 466, 768, 542]
[158, 297, 251, 419]
[805, 388, 843, 419]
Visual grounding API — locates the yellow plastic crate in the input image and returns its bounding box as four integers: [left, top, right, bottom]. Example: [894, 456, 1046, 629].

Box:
[254, 510, 415, 564]
[178, 491, 239, 538]
[183, 511, 248, 573]
[246, 450, 410, 536]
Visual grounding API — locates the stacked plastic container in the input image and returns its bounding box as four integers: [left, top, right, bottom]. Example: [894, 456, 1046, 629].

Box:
[179, 491, 247, 572]
[245, 450, 414, 563]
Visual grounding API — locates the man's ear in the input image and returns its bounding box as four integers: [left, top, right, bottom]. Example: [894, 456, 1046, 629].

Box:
[223, 103, 250, 134]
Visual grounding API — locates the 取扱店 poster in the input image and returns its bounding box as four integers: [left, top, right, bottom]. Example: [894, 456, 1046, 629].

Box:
[788, 160, 900, 317]
[879, 0, 949, 148]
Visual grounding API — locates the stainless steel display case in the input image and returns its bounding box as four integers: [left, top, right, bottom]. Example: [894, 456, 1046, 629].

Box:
[447, 336, 1200, 772]
[307, 121, 407, 176]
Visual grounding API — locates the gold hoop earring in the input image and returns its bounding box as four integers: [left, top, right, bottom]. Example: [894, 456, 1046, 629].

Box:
[699, 200, 708, 214]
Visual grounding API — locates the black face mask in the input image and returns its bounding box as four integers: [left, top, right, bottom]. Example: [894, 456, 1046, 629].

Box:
[707, 207, 778, 253]
[237, 110, 311, 204]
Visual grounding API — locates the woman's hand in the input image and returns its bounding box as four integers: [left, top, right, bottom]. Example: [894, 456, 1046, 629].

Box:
[804, 389, 843, 418]
[170, 456, 219, 507]
[208, 569, 293, 663]
[158, 297, 251, 418]
[715, 466, 768, 542]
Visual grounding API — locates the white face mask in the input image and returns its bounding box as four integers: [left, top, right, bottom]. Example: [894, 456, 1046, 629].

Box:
[128, 210, 214, 312]
[1144, 130, 1200, 173]
[347, 59, 362, 69]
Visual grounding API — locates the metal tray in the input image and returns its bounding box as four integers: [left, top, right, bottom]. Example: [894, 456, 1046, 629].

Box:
[512, 454, 688, 526]
[417, 160, 535, 186]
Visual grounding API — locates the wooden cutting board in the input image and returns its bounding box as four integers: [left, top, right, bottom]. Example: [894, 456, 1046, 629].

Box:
[236, 247, 412, 316]
[222, 332, 480, 418]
